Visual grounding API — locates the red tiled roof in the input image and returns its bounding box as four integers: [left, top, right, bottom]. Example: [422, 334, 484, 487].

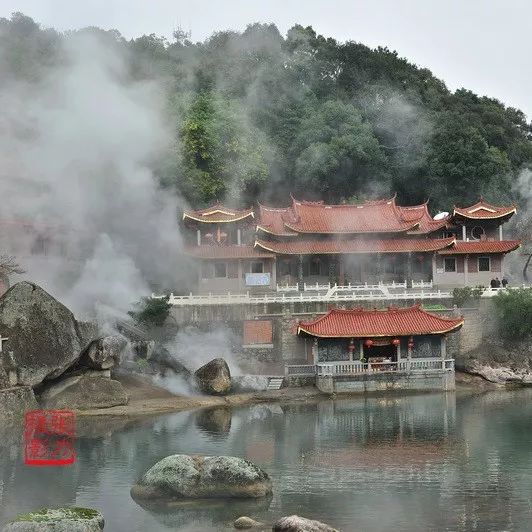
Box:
[254, 237, 456, 255]
[397, 203, 450, 235]
[243, 320, 273, 345]
[453, 199, 516, 220]
[438, 240, 521, 255]
[183, 204, 254, 224]
[256, 204, 297, 236]
[184, 245, 274, 260]
[284, 197, 418, 234]
[298, 305, 464, 338]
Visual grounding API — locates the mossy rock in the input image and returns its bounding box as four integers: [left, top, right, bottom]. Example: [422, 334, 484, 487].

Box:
[2, 507, 104, 531]
[131, 454, 272, 503]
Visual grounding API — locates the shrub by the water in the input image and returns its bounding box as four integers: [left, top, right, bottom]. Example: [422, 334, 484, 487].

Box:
[493, 288, 532, 340]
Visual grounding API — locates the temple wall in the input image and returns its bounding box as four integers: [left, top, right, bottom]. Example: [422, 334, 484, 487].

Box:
[170, 298, 496, 374]
[317, 371, 455, 394]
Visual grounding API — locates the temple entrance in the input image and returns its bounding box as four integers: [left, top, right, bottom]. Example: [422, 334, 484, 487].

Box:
[364, 344, 397, 365]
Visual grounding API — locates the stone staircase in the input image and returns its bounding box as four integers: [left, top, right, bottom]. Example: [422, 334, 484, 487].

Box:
[267, 376, 284, 390]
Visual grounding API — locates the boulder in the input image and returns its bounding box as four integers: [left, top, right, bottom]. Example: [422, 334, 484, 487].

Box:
[2, 507, 104, 531]
[234, 516, 263, 529]
[39, 373, 128, 410]
[79, 335, 127, 370]
[194, 358, 231, 395]
[0, 367, 9, 389]
[273, 515, 338, 532]
[0, 282, 99, 386]
[131, 455, 272, 502]
[0, 386, 37, 420]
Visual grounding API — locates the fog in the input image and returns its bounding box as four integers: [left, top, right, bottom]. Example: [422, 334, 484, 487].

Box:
[0, 30, 185, 322]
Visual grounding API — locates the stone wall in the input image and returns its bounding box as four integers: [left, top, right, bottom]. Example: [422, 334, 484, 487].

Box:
[317, 370, 455, 394]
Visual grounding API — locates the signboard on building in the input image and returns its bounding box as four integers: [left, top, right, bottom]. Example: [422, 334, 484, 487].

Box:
[245, 273, 271, 286]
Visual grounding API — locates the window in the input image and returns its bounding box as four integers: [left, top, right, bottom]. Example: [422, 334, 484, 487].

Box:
[251, 261, 263, 274]
[444, 258, 456, 273]
[214, 262, 227, 278]
[478, 256, 490, 272]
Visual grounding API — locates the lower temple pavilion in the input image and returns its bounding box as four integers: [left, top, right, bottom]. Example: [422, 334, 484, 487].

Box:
[294, 304, 464, 394]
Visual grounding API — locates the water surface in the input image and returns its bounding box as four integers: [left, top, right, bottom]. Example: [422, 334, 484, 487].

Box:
[2, 390, 532, 531]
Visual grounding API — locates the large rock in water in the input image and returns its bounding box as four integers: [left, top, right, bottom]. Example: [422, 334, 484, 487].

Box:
[39, 372, 128, 410]
[194, 358, 231, 395]
[130, 455, 272, 502]
[79, 335, 127, 370]
[2, 507, 104, 531]
[273, 515, 339, 532]
[0, 282, 98, 386]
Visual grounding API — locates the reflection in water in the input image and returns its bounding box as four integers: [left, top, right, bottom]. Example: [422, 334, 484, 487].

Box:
[1, 390, 532, 530]
[195, 407, 232, 435]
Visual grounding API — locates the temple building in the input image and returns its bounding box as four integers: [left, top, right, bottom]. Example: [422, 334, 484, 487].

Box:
[183, 196, 520, 293]
[296, 304, 464, 394]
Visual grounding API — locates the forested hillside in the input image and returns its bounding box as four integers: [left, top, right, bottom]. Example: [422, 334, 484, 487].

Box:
[2, 12, 532, 211]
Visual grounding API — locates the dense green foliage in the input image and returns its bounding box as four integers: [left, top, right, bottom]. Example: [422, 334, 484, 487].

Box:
[452, 286, 484, 308]
[128, 296, 171, 328]
[493, 288, 532, 339]
[2, 13, 532, 209]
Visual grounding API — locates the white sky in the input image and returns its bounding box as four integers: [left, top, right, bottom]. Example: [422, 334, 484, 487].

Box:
[2, 0, 532, 118]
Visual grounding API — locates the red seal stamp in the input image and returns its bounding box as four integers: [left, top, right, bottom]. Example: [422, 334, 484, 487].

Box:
[24, 410, 76, 466]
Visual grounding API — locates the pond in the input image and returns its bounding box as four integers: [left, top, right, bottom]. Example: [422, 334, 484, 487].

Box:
[2, 389, 532, 531]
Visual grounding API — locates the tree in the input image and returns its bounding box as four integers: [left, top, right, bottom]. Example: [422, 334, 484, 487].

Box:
[293, 100, 389, 200]
[128, 296, 171, 328]
[493, 289, 532, 340]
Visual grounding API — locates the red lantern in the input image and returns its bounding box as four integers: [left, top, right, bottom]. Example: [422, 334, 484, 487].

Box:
[364, 339, 374, 348]
[391, 338, 400, 346]
[408, 336, 415, 350]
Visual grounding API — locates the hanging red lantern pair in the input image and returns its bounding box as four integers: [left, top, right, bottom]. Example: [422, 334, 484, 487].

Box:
[348, 338, 355, 354]
[407, 336, 415, 350]
[364, 339, 374, 348]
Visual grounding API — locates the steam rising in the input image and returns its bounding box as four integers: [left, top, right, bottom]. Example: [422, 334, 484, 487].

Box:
[0, 31, 185, 321]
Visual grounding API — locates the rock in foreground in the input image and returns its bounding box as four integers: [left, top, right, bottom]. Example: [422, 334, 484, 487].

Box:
[131, 454, 272, 502]
[0, 387, 37, 420]
[234, 515, 263, 529]
[79, 335, 127, 370]
[2, 507, 104, 531]
[273, 515, 338, 532]
[39, 373, 128, 410]
[194, 358, 231, 395]
[0, 282, 98, 386]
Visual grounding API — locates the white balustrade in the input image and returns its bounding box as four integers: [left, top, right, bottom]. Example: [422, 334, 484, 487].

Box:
[153, 287, 453, 306]
[285, 364, 317, 376]
[314, 359, 454, 376]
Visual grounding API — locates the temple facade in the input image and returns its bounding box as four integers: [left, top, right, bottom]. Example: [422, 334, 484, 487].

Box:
[182, 197, 520, 293]
[296, 304, 463, 394]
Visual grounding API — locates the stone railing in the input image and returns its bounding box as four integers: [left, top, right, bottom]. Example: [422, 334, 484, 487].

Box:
[315, 358, 454, 376]
[285, 364, 317, 376]
[481, 285, 532, 298]
[155, 287, 452, 307]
